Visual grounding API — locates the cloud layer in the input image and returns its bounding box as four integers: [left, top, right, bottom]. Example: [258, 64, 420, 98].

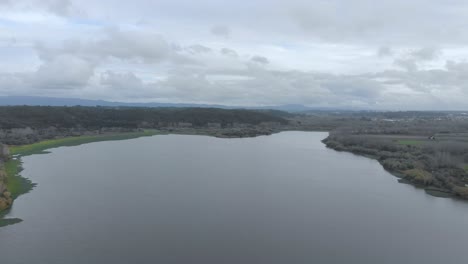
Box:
[1, 0, 468, 109]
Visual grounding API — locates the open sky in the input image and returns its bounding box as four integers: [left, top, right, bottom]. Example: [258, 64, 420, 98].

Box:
[1, 0, 468, 109]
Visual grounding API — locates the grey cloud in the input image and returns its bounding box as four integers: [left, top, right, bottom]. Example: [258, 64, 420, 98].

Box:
[446, 60, 468, 75]
[0, 0, 76, 16]
[46, 0, 73, 16]
[289, 0, 468, 45]
[220, 48, 238, 57]
[410, 47, 440, 61]
[393, 47, 440, 71]
[323, 78, 382, 99]
[210, 25, 230, 37]
[394, 58, 418, 72]
[34, 54, 95, 89]
[187, 44, 212, 54]
[92, 28, 171, 63]
[3, 0, 468, 109]
[35, 28, 173, 64]
[374, 61, 468, 93]
[142, 68, 385, 107]
[35, 28, 220, 68]
[250, 55, 269, 65]
[0, 54, 94, 93]
[104, 61, 468, 108]
[3, 60, 468, 109]
[100, 71, 143, 90]
[377, 46, 393, 57]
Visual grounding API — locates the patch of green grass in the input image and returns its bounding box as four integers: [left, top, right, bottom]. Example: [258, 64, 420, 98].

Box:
[10, 130, 163, 156]
[397, 140, 424, 146]
[464, 164, 468, 173]
[4, 158, 35, 199]
[0, 217, 23, 227]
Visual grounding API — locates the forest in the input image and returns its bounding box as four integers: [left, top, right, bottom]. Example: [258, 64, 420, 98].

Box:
[0, 106, 288, 129]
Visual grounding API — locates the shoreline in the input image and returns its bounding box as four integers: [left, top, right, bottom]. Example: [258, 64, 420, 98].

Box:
[0, 128, 281, 227]
[5, 130, 463, 227]
[321, 136, 464, 200]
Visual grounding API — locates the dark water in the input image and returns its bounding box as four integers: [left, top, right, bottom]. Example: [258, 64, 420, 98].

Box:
[1, 132, 468, 264]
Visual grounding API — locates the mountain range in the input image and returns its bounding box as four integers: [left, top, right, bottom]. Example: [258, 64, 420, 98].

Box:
[0, 96, 325, 112]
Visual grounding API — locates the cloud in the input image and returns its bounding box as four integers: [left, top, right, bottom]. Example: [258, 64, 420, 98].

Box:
[187, 44, 212, 54]
[35, 27, 173, 64]
[394, 58, 418, 72]
[1, 0, 468, 109]
[410, 47, 440, 61]
[289, 0, 468, 45]
[3, 57, 468, 109]
[220, 48, 238, 57]
[393, 47, 441, 71]
[210, 25, 230, 37]
[91, 28, 172, 63]
[34, 54, 95, 89]
[250, 55, 269, 65]
[0, 0, 77, 16]
[377, 46, 393, 57]
[100, 71, 143, 90]
[46, 0, 73, 16]
[0, 54, 94, 93]
[324, 77, 382, 99]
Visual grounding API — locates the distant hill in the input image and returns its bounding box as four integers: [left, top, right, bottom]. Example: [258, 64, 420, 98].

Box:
[0, 96, 331, 113]
[0, 96, 228, 109]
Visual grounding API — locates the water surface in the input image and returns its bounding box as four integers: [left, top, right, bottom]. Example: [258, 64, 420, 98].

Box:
[1, 132, 467, 264]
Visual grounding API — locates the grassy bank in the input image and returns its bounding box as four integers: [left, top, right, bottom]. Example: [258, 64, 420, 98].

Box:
[4, 159, 35, 199]
[0, 130, 163, 227]
[10, 130, 163, 156]
[0, 159, 32, 228]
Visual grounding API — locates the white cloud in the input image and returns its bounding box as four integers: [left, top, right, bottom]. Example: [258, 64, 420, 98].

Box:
[34, 54, 94, 88]
[0, 0, 468, 109]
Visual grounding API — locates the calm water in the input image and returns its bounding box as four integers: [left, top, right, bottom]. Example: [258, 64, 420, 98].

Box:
[1, 132, 468, 264]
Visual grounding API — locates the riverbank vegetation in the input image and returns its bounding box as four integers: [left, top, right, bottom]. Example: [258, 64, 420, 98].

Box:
[322, 114, 468, 199]
[9, 130, 163, 156]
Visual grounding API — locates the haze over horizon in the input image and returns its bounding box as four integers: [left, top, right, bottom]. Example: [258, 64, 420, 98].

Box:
[2, 0, 468, 110]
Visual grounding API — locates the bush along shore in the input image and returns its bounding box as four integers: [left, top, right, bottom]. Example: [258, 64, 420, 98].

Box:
[323, 133, 468, 200]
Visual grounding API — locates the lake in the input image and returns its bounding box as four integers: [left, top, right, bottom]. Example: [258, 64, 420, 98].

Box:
[1, 132, 468, 264]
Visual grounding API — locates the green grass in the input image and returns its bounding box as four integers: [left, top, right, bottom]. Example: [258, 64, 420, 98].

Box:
[10, 130, 163, 156]
[4, 158, 33, 199]
[0, 157, 34, 227]
[464, 165, 468, 173]
[0, 217, 23, 227]
[397, 139, 424, 146]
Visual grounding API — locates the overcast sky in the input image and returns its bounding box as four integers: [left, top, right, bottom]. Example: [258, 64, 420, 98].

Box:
[1, 0, 468, 109]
